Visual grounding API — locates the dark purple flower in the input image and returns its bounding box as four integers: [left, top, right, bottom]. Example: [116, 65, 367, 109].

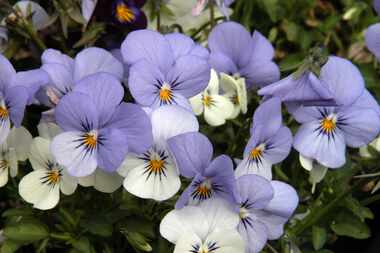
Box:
[51, 73, 152, 177]
[293, 89, 380, 168]
[236, 175, 298, 253]
[167, 132, 238, 208]
[259, 56, 364, 107]
[121, 30, 210, 109]
[112, 0, 147, 29]
[235, 97, 292, 180]
[208, 21, 280, 89]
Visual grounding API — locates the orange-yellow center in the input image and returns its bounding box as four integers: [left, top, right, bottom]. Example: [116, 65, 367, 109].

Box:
[46, 170, 61, 184]
[115, 4, 135, 23]
[0, 106, 9, 119]
[321, 118, 336, 133]
[83, 133, 97, 149]
[159, 87, 173, 103]
[148, 159, 165, 173]
[202, 95, 212, 107]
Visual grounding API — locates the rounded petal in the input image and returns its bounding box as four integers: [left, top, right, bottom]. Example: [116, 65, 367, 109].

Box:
[5, 86, 28, 127]
[121, 30, 174, 72]
[151, 105, 199, 145]
[0, 54, 16, 91]
[251, 30, 275, 61]
[167, 55, 211, 98]
[266, 181, 299, 218]
[203, 95, 234, 126]
[252, 97, 282, 141]
[37, 122, 62, 140]
[42, 63, 74, 95]
[262, 126, 293, 164]
[160, 206, 208, 243]
[106, 103, 153, 154]
[60, 169, 78, 195]
[240, 60, 280, 89]
[294, 121, 346, 168]
[238, 220, 268, 253]
[74, 47, 124, 82]
[93, 169, 123, 193]
[234, 157, 273, 180]
[164, 33, 196, 60]
[167, 132, 213, 178]
[205, 229, 245, 253]
[55, 92, 99, 131]
[82, 0, 98, 22]
[0, 167, 9, 187]
[0, 118, 10, 145]
[320, 56, 364, 106]
[299, 154, 313, 171]
[74, 73, 124, 125]
[28, 137, 53, 171]
[209, 52, 238, 75]
[51, 131, 98, 177]
[19, 169, 60, 210]
[41, 49, 74, 71]
[189, 94, 204, 115]
[208, 21, 254, 69]
[365, 23, 380, 61]
[97, 128, 129, 172]
[236, 174, 274, 209]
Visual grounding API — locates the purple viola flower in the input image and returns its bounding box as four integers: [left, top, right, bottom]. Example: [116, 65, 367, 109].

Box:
[208, 21, 280, 89]
[258, 56, 364, 107]
[365, 0, 380, 61]
[235, 97, 292, 180]
[51, 73, 152, 177]
[236, 175, 298, 253]
[112, 0, 147, 29]
[38, 47, 124, 108]
[0, 54, 45, 144]
[121, 30, 210, 109]
[293, 89, 380, 168]
[167, 132, 238, 208]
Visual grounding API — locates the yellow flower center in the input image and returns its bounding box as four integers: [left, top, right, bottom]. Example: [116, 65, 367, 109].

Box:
[83, 132, 97, 149]
[148, 159, 165, 174]
[321, 117, 336, 134]
[115, 3, 135, 23]
[46, 169, 61, 184]
[250, 147, 263, 160]
[159, 86, 173, 104]
[192, 180, 213, 200]
[0, 106, 9, 119]
[202, 95, 213, 107]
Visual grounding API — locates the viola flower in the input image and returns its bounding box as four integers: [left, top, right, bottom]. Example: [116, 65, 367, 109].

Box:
[235, 98, 292, 180]
[121, 30, 210, 110]
[190, 69, 234, 126]
[258, 56, 364, 107]
[38, 47, 124, 109]
[293, 89, 380, 168]
[0, 127, 32, 187]
[208, 21, 280, 89]
[168, 132, 238, 208]
[160, 198, 244, 253]
[19, 137, 78, 210]
[51, 73, 152, 177]
[220, 72, 248, 119]
[112, 0, 147, 29]
[236, 175, 298, 253]
[365, 0, 380, 61]
[117, 105, 199, 201]
[78, 169, 123, 193]
[0, 55, 30, 144]
[82, 0, 98, 23]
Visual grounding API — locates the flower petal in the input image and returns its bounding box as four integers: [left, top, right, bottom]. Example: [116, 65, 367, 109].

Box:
[41, 49, 74, 71]
[262, 126, 293, 164]
[209, 52, 238, 75]
[238, 220, 268, 253]
[236, 174, 274, 209]
[28, 137, 53, 171]
[81, 0, 98, 22]
[234, 156, 273, 180]
[203, 95, 234, 126]
[74, 47, 124, 82]
[0, 167, 8, 187]
[266, 181, 299, 218]
[365, 23, 380, 61]
[42, 63, 74, 95]
[5, 86, 28, 127]
[7, 126, 32, 161]
[0, 54, 16, 92]
[60, 169, 78, 195]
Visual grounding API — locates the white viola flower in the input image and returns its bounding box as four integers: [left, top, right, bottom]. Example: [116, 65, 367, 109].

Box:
[160, 198, 245, 253]
[190, 69, 234, 126]
[299, 154, 328, 193]
[220, 73, 248, 119]
[1, 1, 50, 52]
[359, 136, 380, 158]
[19, 137, 78, 210]
[0, 127, 32, 187]
[37, 121, 61, 140]
[78, 169, 123, 193]
[117, 105, 199, 201]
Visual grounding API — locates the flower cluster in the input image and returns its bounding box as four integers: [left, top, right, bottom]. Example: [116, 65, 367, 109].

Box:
[1, 1, 380, 252]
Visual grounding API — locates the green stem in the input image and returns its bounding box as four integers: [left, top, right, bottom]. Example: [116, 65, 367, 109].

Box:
[24, 23, 47, 51]
[50, 233, 71, 241]
[209, 1, 216, 29]
[361, 193, 380, 206]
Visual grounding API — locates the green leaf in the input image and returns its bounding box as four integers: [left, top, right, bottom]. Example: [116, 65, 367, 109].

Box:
[72, 237, 95, 253]
[344, 196, 374, 222]
[124, 232, 152, 252]
[4, 222, 49, 242]
[2, 208, 33, 218]
[330, 211, 371, 239]
[86, 222, 113, 237]
[73, 23, 106, 48]
[312, 226, 327, 250]
[262, 0, 278, 22]
[279, 53, 304, 72]
[0, 240, 23, 253]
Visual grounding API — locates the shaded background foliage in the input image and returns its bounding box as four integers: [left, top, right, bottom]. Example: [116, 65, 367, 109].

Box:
[1, 0, 380, 253]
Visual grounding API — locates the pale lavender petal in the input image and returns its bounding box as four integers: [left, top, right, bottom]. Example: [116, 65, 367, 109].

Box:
[266, 181, 299, 218]
[97, 128, 129, 172]
[253, 210, 288, 240]
[238, 220, 268, 253]
[121, 30, 174, 72]
[74, 73, 124, 126]
[262, 126, 292, 164]
[106, 102, 152, 154]
[0, 55, 16, 92]
[55, 92, 99, 131]
[293, 121, 346, 168]
[165, 33, 196, 59]
[287, 104, 324, 124]
[74, 47, 124, 81]
[251, 31, 275, 61]
[5, 86, 28, 127]
[167, 132, 213, 178]
[190, 45, 209, 59]
[240, 60, 280, 89]
[41, 49, 74, 71]
[375, 0, 380, 16]
[236, 175, 273, 209]
[251, 97, 282, 141]
[365, 23, 380, 61]
[128, 59, 164, 106]
[348, 89, 380, 116]
[167, 55, 211, 98]
[209, 52, 238, 75]
[42, 63, 74, 95]
[320, 56, 364, 106]
[208, 22, 254, 69]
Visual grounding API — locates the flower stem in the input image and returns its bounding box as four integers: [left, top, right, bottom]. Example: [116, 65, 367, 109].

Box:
[209, 1, 216, 28]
